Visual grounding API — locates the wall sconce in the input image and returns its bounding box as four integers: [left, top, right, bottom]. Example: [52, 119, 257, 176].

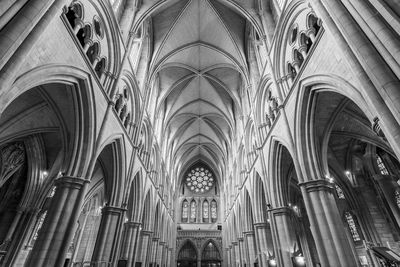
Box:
[268, 258, 277, 267]
[292, 255, 306, 267]
[41, 170, 49, 180]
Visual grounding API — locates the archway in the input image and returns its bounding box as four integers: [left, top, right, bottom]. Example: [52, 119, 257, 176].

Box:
[0, 79, 93, 266]
[310, 90, 400, 265]
[201, 240, 221, 267]
[177, 241, 198, 267]
[295, 83, 400, 266]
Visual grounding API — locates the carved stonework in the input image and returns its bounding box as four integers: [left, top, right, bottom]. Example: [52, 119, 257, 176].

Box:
[372, 117, 387, 141]
[176, 230, 223, 260]
[0, 142, 25, 188]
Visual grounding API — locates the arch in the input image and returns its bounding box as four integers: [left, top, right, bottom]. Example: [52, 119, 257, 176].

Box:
[126, 170, 143, 222]
[200, 239, 222, 265]
[269, 139, 297, 207]
[2, 65, 96, 179]
[252, 172, 268, 223]
[242, 188, 255, 233]
[141, 190, 152, 231]
[93, 136, 126, 207]
[177, 239, 199, 265]
[294, 75, 371, 181]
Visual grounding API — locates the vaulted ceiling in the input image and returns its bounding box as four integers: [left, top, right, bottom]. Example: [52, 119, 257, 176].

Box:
[144, 0, 254, 188]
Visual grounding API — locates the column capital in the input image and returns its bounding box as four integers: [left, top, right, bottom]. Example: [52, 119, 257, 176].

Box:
[152, 237, 160, 242]
[268, 206, 292, 215]
[298, 179, 334, 193]
[125, 221, 141, 228]
[232, 241, 238, 246]
[238, 237, 244, 242]
[253, 222, 268, 229]
[243, 230, 254, 236]
[54, 176, 89, 189]
[141, 230, 153, 236]
[101, 205, 127, 215]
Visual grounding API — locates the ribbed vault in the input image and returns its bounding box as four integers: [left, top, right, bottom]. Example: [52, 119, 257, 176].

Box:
[146, 0, 251, 188]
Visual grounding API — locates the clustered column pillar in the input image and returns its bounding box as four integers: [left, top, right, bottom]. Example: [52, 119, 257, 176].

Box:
[269, 207, 297, 267]
[148, 236, 159, 265]
[238, 237, 246, 266]
[26, 176, 88, 267]
[229, 244, 236, 267]
[299, 179, 358, 266]
[244, 231, 257, 266]
[137, 230, 153, 265]
[225, 247, 231, 266]
[373, 174, 400, 226]
[91, 205, 125, 265]
[253, 222, 272, 266]
[233, 241, 240, 266]
[119, 221, 141, 266]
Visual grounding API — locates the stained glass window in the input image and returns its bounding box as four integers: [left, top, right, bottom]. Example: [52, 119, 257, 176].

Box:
[49, 186, 56, 198]
[335, 184, 345, 199]
[396, 191, 400, 209]
[203, 201, 209, 222]
[33, 211, 47, 242]
[211, 200, 217, 222]
[345, 212, 361, 242]
[182, 200, 188, 222]
[185, 166, 214, 193]
[376, 155, 389, 175]
[190, 201, 196, 222]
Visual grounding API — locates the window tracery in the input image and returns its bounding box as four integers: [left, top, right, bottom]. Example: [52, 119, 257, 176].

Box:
[211, 200, 217, 222]
[395, 191, 400, 209]
[190, 200, 196, 222]
[376, 155, 389, 175]
[32, 211, 47, 243]
[185, 166, 214, 193]
[335, 184, 345, 199]
[203, 200, 209, 222]
[345, 212, 361, 242]
[182, 200, 188, 222]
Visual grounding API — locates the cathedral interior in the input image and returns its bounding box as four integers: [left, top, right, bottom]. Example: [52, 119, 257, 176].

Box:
[1, 0, 400, 266]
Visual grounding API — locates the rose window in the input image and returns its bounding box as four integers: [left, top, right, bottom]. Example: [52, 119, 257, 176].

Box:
[185, 167, 214, 193]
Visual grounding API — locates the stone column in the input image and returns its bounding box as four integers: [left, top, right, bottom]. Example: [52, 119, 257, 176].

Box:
[137, 230, 152, 265]
[26, 176, 88, 267]
[148, 237, 159, 266]
[253, 222, 271, 266]
[157, 241, 165, 266]
[229, 245, 236, 267]
[299, 179, 358, 266]
[373, 174, 400, 227]
[233, 241, 240, 266]
[244, 231, 257, 266]
[119, 221, 141, 266]
[91, 206, 125, 265]
[269, 207, 296, 267]
[308, 0, 400, 159]
[238, 238, 246, 266]
[225, 247, 231, 267]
